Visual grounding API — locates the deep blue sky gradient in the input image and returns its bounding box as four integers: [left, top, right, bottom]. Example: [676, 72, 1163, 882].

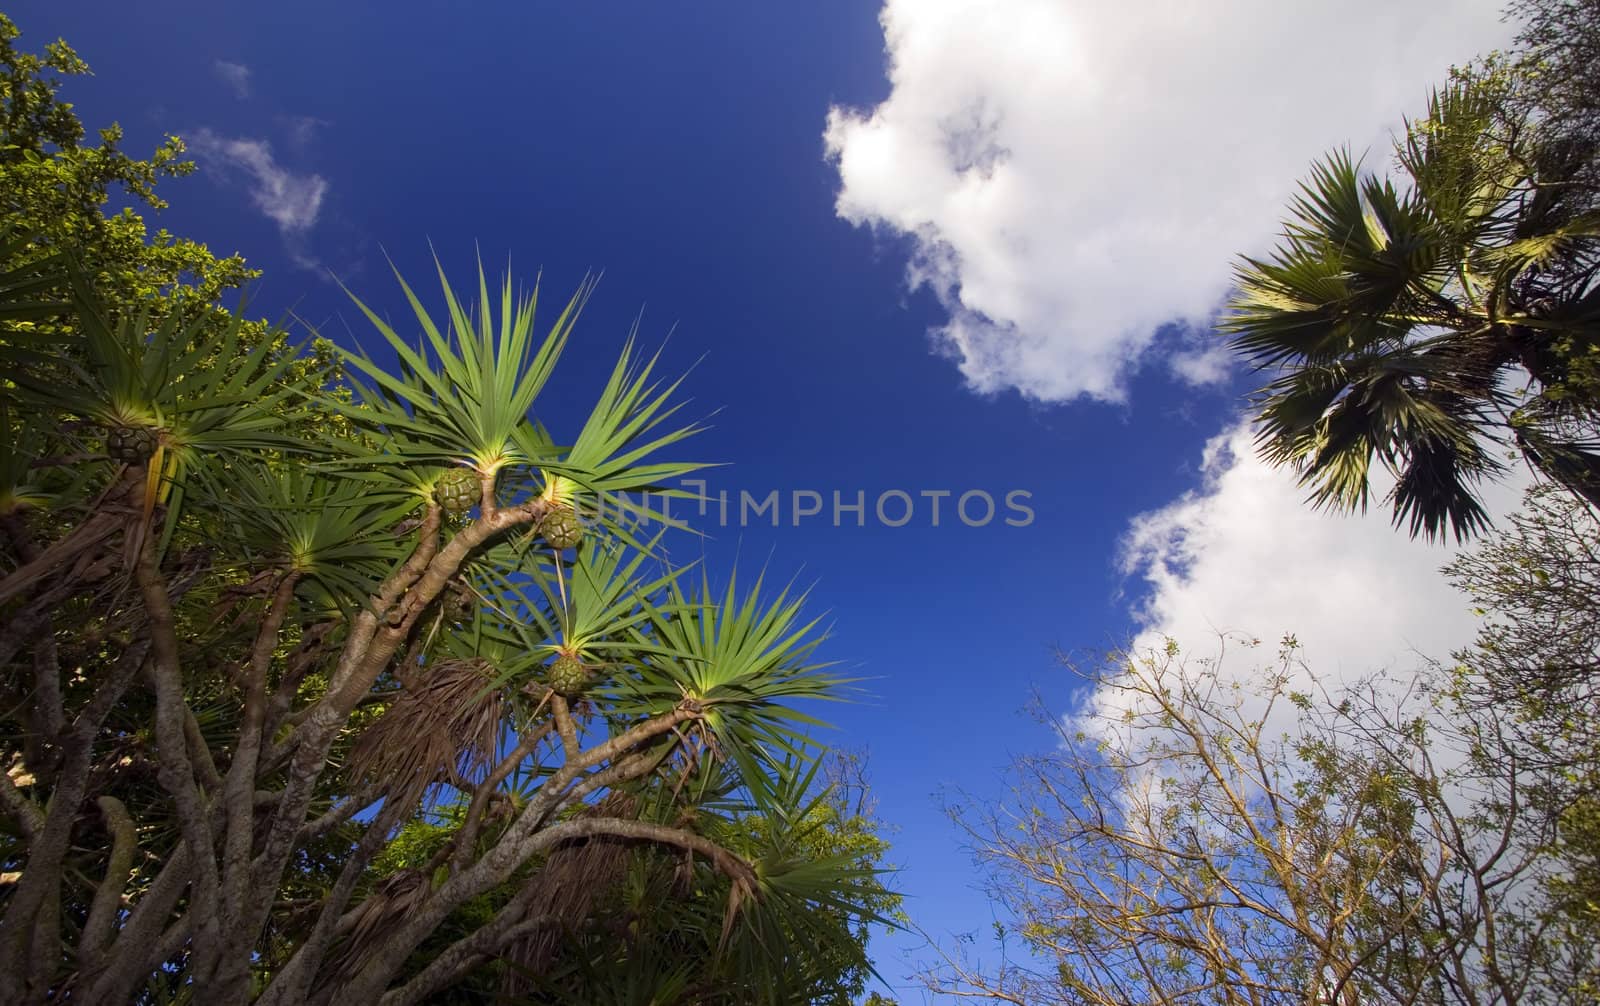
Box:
[14, 2, 1248, 995]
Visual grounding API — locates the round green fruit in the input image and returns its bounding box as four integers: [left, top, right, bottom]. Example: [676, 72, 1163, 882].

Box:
[107, 426, 157, 463]
[539, 505, 584, 550]
[547, 654, 589, 698]
[434, 468, 479, 513]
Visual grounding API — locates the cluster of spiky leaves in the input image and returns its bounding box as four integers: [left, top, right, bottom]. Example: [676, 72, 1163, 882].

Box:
[2, 262, 312, 556]
[1225, 76, 1600, 541]
[0, 241, 892, 1005]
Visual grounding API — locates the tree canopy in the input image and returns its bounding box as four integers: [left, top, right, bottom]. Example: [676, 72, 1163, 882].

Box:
[0, 247, 899, 1006]
[0, 14, 897, 1005]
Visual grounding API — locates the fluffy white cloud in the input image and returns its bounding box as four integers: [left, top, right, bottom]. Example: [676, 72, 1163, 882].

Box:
[212, 60, 252, 100]
[824, 0, 1516, 401]
[1116, 419, 1530, 687]
[1066, 419, 1533, 820]
[190, 129, 328, 235]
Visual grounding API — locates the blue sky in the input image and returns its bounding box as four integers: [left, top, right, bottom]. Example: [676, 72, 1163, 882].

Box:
[16, 1, 1526, 998]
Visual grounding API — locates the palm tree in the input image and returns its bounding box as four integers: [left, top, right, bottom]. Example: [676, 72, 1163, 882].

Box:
[1225, 77, 1600, 541]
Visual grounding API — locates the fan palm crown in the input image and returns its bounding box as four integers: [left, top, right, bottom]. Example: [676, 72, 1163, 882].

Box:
[1225, 79, 1600, 541]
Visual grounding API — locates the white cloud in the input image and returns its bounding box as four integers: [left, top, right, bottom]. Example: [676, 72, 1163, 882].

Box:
[190, 129, 328, 235]
[1069, 419, 1533, 823]
[1115, 418, 1530, 687]
[824, 0, 1516, 402]
[280, 114, 331, 149]
[212, 60, 252, 100]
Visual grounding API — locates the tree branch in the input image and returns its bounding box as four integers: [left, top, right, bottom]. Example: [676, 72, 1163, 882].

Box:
[249, 498, 551, 964]
[376, 913, 561, 1006]
[343, 816, 755, 1004]
[82, 845, 193, 1003]
[452, 723, 553, 870]
[0, 637, 147, 1001]
[133, 533, 224, 993]
[256, 795, 417, 1006]
[0, 766, 43, 841]
[219, 573, 300, 940]
[80, 796, 137, 974]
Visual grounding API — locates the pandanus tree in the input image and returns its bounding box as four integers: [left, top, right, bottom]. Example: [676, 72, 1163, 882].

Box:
[0, 254, 892, 1005]
[1225, 75, 1600, 541]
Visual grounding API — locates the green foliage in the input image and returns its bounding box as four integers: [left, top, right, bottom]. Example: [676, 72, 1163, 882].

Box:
[1224, 29, 1600, 541]
[1506, 0, 1600, 208]
[0, 13, 253, 316]
[0, 236, 894, 1003]
[0, 16, 896, 1003]
[372, 756, 901, 1004]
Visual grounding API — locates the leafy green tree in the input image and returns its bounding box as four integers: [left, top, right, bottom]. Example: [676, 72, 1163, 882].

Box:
[0, 13, 343, 443]
[0, 253, 892, 1005]
[1224, 31, 1599, 541]
[923, 637, 1598, 1006]
[0, 13, 256, 317]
